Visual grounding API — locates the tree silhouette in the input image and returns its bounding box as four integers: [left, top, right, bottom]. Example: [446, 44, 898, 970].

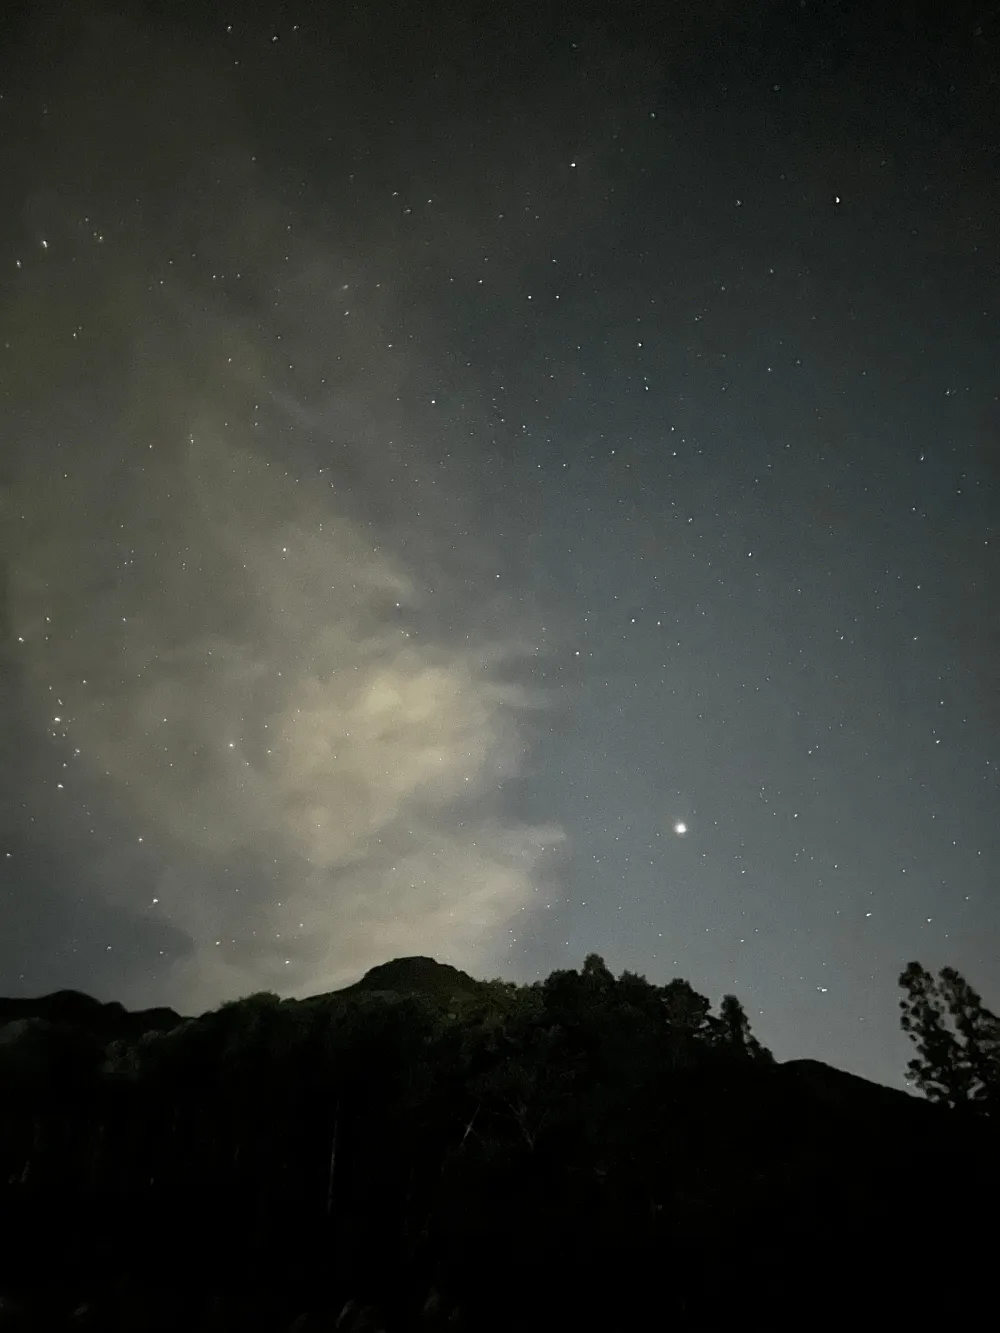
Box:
[718, 994, 773, 1061]
[899, 961, 1000, 1112]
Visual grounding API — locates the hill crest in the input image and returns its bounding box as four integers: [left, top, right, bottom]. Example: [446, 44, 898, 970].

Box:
[340, 954, 486, 1003]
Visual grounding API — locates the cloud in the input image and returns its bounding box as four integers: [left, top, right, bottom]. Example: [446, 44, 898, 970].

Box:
[12, 387, 564, 1011]
[3, 4, 565, 1012]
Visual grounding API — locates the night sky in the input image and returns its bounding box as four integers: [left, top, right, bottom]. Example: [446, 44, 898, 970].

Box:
[2, 0, 997, 1087]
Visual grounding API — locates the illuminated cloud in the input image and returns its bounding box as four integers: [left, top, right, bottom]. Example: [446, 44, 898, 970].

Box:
[14, 412, 564, 1010]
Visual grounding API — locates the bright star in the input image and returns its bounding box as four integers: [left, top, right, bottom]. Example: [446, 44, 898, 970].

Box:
[674, 822, 687, 836]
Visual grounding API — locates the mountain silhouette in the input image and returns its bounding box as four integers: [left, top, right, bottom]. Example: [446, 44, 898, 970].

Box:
[339, 954, 488, 1005]
[0, 956, 996, 1329]
[0, 988, 183, 1042]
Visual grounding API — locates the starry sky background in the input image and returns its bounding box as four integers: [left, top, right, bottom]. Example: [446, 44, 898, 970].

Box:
[1, 0, 997, 1087]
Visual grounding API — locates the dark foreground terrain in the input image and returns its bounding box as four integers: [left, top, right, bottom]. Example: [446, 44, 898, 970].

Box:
[0, 956, 996, 1330]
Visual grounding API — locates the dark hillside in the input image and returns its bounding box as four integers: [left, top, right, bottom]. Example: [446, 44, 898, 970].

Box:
[339, 956, 488, 1006]
[0, 989, 184, 1041]
[0, 958, 995, 1331]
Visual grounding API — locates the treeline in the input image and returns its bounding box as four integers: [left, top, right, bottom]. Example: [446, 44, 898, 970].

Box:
[0, 953, 996, 1331]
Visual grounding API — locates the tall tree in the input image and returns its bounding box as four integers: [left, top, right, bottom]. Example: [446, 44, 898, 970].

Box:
[899, 962, 1000, 1111]
[718, 995, 772, 1061]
